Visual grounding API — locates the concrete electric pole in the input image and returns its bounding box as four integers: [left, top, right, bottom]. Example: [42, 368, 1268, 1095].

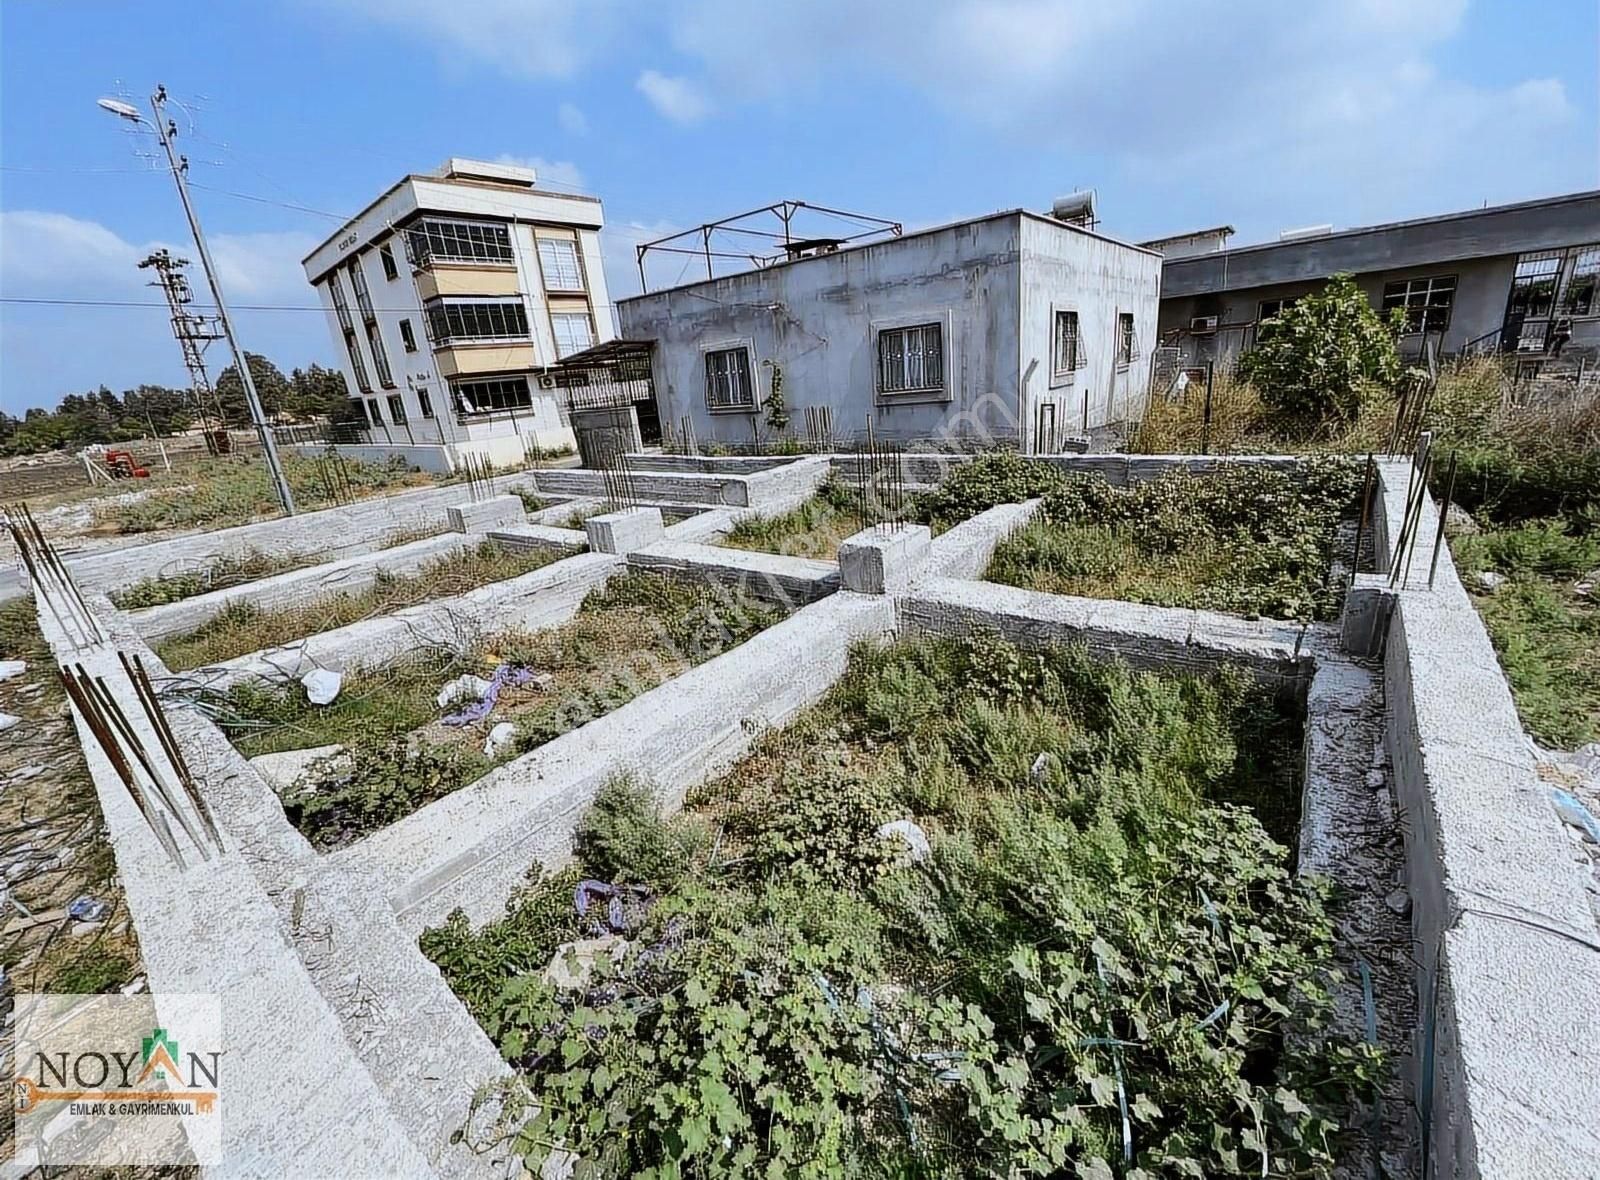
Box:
[99, 86, 296, 515]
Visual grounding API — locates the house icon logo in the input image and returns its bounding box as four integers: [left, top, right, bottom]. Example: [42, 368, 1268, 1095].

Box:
[138, 1028, 182, 1085]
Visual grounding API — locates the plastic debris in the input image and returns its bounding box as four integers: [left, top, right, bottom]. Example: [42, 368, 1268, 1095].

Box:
[542, 935, 627, 991]
[483, 722, 518, 759]
[1029, 752, 1061, 783]
[67, 895, 108, 923]
[0, 659, 25, 683]
[1549, 786, 1600, 844]
[574, 879, 650, 933]
[301, 668, 342, 706]
[436, 673, 493, 712]
[442, 664, 546, 726]
[1474, 570, 1505, 592]
[877, 819, 931, 864]
[0, 713, 20, 733]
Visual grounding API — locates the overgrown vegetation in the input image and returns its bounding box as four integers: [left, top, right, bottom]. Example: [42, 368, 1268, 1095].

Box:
[425, 633, 1375, 1178]
[95, 453, 432, 534]
[157, 540, 566, 670]
[988, 458, 1362, 621]
[721, 479, 866, 558]
[910, 450, 1074, 531]
[217, 572, 784, 846]
[109, 549, 320, 610]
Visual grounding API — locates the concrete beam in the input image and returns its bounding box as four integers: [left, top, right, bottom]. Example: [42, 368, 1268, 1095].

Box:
[628, 540, 839, 608]
[838, 525, 932, 594]
[446, 494, 525, 533]
[486, 523, 590, 554]
[925, 499, 1042, 581]
[585, 506, 665, 555]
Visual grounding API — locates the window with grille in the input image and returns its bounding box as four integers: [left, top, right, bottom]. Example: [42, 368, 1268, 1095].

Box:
[1562, 247, 1600, 316]
[1117, 313, 1136, 366]
[366, 322, 395, 387]
[1052, 311, 1083, 377]
[380, 244, 398, 282]
[1381, 276, 1457, 334]
[399, 318, 417, 352]
[406, 218, 515, 266]
[417, 388, 435, 419]
[328, 271, 353, 332]
[704, 347, 755, 411]
[424, 298, 531, 345]
[386, 393, 406, 423]
[538, 238, 585, 290]
[347, 259, 373, 319]
[551, 311, 595, 358]
[1509, 253, 1562, 319]
[877, 323, 944, 395]
[454, 376, 535, 415]
[365, 399, 381, 426]
[344, 329, 371, 393]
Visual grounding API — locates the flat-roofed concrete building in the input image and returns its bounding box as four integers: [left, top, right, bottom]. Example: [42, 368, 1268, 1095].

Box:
[617, 207, 1162, 451]
[1149, 191, 1600, 373]
[301, 158, 614, 471]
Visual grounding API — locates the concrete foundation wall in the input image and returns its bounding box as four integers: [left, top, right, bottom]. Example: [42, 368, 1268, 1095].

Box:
[187, 550, 621, 689]
[333, 592, 899, 933]
[925, 499, 1043, 580]
[628, 539, 840, 607]
[125, 531, 478, 645]
[1372, 463, 1600, 1176]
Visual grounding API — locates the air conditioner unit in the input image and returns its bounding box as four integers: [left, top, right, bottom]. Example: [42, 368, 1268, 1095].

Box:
[1189, 315, 1219, 334]
[537, 374, 557, 390]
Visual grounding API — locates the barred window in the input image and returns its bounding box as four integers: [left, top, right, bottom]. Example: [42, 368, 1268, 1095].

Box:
[366, 322, 395, 388]
[386, 393, 406, 423]
[417, 388, 435, 419]
[365, 398, 381, 426]
[551, 311, 595, 358]
[424, 298, 530, 344]
[344, 329, 371, 393]
[407, 218, 515, 266]
[347, 259, 373, 319]
[1117, 313, 1137, 366]
[1562, 247, 1600, 316]
[1509, 253, 1561, 319]
[538, 238, 585, 290]
[1382, 275, 1457, 334]
[327, 271, 353, 332]
[1052, 310, 1082, 376]
[454, 376, 535, 415]
[878, 323, 944, 394]
[705, 347, 755, 411]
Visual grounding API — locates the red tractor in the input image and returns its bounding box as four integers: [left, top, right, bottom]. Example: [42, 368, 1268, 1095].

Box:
[102, 449, 151, 479]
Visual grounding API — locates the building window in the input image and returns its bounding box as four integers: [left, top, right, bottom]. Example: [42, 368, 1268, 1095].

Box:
[424, 297, 531, 345]
[1381, 275, 1457, 335]
[537, 238, 585, 291]
[454, 376, 535, 415]
[1117, 313, 1137, 366]
[1561, 247, 1600, 316]
[704, 346, 755, 411]
[550, 311, 595, 358]
[399, 318, 417, 352]
[328, 271, 353, 332]
[366, 322, 395, 388]
[386, 393, 407, 423]
[406, 218, 515, 266]
[347, 259, 374, 320]
[344, 329, 371, 393]
[380, 243, 398, 282]
[1257, 297, 1298, 322]
[1509, 253, 1562, 320]
[1052, 310, 1082, 377]
[417, 388, 435, 419]
[365, 398, 382, 426]
[877, 323, 944, 395]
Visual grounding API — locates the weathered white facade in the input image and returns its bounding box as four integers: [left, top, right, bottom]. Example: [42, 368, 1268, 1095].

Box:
[301, 159, 615, 470]
[617, 210, 1161, 450]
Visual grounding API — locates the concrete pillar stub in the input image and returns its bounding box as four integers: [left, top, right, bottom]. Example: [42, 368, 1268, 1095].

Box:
[446, 494, 526, 534]
[586, 506, 666, 555]
[838, 524, 932, 594]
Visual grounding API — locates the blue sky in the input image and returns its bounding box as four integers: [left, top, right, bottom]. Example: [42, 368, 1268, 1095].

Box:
[2, 0, 1595, 415]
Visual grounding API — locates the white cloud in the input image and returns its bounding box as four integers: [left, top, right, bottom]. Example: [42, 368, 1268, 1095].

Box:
[635, 70, 712, 124]
[558, 101, 589, 135]
[309, 0, 615, 79]
[492, 154, 587, 191]
[0, 211, 328, 412]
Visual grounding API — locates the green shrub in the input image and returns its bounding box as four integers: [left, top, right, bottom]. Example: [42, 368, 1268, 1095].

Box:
[910, 452, 1070, 530]
[1236, 273, 1405, 421]
[282, 737, 484, 849]
[573, 775, 701, 889]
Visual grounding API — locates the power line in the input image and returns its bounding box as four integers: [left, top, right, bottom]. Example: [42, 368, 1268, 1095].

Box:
[185, 182, 352, 221]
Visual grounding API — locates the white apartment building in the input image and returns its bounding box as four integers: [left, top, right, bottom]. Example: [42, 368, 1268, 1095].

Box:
[301, 158, 614, 469]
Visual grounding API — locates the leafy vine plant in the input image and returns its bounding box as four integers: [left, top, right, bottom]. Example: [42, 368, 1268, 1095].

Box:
[763, 359, 791, 435]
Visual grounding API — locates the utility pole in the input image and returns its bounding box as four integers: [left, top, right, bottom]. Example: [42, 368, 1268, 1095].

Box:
[137, 248, 229, 454]
[99, 86, 296, 514]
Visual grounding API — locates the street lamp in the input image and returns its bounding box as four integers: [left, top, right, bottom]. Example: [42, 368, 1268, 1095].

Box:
[98, 87, 296, 515]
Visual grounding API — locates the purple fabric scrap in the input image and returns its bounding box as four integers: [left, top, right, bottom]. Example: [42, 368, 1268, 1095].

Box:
[441, 662, 540, 726]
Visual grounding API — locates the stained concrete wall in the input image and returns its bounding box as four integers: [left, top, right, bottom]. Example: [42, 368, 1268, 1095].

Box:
[628, 540, 839, 607]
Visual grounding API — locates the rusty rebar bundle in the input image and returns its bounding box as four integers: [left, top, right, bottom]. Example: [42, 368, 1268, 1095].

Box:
[3, 502, 105, 648]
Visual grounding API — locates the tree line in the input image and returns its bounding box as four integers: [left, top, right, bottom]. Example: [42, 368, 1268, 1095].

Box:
[0, 355, 362, 457]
